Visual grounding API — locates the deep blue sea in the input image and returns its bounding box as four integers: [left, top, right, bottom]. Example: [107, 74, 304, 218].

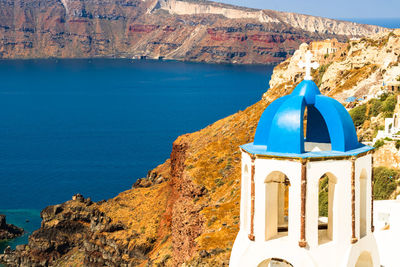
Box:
[340, 18, 400, 29]
[0, 59, 273, 251]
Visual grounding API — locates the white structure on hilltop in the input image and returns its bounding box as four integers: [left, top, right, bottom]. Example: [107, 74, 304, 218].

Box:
[373, 95, 400, 144]
[230, 53, 379, 267]
[373, 196, 400, 267]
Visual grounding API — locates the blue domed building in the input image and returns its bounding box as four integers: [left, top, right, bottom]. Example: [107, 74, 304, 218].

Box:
[229, 52, 379, 267]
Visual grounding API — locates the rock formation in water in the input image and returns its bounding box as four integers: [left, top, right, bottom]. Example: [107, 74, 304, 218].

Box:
[0, 0, 387, 64]
[0, 215, 24, 241]
[3, 30, 400, 266]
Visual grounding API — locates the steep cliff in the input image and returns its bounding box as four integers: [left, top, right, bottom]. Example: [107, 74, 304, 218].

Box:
[3, 30, 400, 267]
[0, 0, 387, 64]
[158, 0, 385, 36]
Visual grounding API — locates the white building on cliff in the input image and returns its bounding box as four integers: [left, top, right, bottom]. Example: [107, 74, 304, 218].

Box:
[373, 95, 400, 144]
[230, 52, 380, 267]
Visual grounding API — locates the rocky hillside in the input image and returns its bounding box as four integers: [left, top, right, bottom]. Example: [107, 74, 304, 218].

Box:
[268, 29, 400, 102]
[0, 0, 387, 64]
[158, 0, 385, 36]
[3, 30, 400, 267]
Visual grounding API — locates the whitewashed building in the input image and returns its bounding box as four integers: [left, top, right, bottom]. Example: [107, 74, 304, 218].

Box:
[230, 52, 379, 267]
[373, 196, 400, 267]
[373, 95, 400, 143]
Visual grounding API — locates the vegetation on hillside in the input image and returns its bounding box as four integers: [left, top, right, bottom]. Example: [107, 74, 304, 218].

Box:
[373, 167, 400, 200]
[349, 93, 397, 141]
[313, 63, 332, 87]
[350, 93, 396, 127]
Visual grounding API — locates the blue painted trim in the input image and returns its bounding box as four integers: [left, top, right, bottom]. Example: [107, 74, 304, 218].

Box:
[241, 143, 373, 159]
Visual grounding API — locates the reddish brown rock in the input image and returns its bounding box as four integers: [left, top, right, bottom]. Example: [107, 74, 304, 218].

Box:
[0, 0, 387, 64]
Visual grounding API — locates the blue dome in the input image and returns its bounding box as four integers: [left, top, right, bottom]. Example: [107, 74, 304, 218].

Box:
[245, 80, 368, 156]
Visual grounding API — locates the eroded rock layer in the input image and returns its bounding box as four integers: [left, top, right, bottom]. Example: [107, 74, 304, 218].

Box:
[0, 0, 387, 64]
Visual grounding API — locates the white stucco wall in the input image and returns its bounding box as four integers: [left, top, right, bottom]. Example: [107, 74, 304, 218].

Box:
[240, 152, 252, 236]
[231, 153, 379, 267]
[373, 198, 400, 267]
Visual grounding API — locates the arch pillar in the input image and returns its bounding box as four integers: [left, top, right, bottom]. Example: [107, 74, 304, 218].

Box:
[371, 155, 374, 233]
[299, 158, 308, 247]
[351, 157, 358, 244]
[249, 155, 256, 241]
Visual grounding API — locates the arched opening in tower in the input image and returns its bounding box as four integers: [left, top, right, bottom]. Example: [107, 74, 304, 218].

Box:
[303, 105, 332, 152]
[318, 173, 337, 245]
[355, 251, 373, 267]
[257, 258, 294, 267]
[359, 169, 368, 239]
[264, 171, 290, 241]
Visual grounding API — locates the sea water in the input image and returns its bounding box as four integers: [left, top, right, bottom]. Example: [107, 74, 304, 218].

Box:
[340, 18, 400, 29]
[0, 59, 273, 250]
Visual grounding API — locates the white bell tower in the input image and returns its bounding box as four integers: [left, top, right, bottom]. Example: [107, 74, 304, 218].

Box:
[230, 53, 380, 267]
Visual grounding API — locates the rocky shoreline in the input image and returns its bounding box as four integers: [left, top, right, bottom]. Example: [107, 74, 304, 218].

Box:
[0, 215, 24, 241]
[0, 194, 143, 266]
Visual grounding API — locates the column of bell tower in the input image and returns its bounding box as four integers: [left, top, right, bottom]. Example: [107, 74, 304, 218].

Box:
[230, 52, 379, 267]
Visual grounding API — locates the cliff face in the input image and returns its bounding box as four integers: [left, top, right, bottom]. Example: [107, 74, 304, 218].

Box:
[0, 0, 387, 64]
[159, 0, 385, 37]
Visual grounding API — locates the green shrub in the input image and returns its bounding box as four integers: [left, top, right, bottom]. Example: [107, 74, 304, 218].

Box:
[379, 93, 389, 101]
[373, 139, 385, 148]
[315, 63, 332, 87]
[396, 140, 400, 149]
[382, 95, 397, 117]
[370, 99, 383, 117]
[373, 167, 399, 200]
[349, 104, 367, 127]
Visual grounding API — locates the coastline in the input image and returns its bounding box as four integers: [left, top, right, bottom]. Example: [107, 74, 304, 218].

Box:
[0, 210, 41, 253]
[0, 57, 279, 67]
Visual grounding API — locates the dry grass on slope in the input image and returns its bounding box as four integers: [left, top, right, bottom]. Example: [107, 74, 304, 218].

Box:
[173, 100, 268, 264]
